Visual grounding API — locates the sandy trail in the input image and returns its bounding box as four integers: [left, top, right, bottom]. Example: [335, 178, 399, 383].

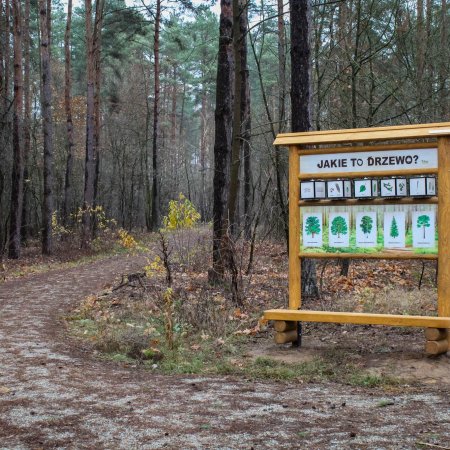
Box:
[0, 255, 449, 449]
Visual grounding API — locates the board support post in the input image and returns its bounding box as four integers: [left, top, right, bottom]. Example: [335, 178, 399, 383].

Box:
[288, 145, 301, 310]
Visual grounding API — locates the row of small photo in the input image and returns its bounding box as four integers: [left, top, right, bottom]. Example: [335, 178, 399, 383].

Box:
[302, 210, 436, 249]
[300, 176, 436, 200]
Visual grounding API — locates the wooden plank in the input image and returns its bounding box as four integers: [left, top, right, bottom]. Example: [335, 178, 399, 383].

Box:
[298, 167, 438, 180]
[297, 142, 437, 156]
[289, 146, 301, 310]
[299, 252, 438, 260]
[299, 197, 439, 207]
[264, 309, 450, 328]
[274, 122, 450, 146]
[438, 137, 450, 317]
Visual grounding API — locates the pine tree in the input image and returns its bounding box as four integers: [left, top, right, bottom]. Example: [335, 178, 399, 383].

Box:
[417, 214, 431, 239]
[390, 217, 399, 238]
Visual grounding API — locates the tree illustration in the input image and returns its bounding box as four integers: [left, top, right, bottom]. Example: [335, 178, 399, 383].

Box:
[390, 216, 399, 238]
[305, 216, 321, 238]
[360, 215, 373, 237]
[331, 216, 348, 238]
[417, 214, 431, 239]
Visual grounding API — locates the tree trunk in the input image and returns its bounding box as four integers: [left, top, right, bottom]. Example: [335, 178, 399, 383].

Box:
[8, 0, 24, 259]
[240, 0, 252, 241]
[63, 0, 74, 226]
[21, 0, 30, 243]
[81, 0, 96, 248]
[290, 0, 318, 298]
[211, 0, 233, 281]
[199, 91, 207, 220]
[39, 0, 54, 255]
[150, 0, 161, 231]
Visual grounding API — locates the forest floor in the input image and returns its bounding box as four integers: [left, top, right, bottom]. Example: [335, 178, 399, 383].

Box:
[1, 238, 450, 448]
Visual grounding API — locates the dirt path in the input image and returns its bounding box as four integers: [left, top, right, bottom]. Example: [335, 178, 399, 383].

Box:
[1, 256, 450, 449]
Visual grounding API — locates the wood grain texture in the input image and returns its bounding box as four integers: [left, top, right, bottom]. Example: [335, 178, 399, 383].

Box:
[424, 328, 448, 341]
[425, 338, 448, 355]
[299, 252, 438, 260]
[289, 146, 301, 310]
[298, 168, 438, 180]
[274, 320, 297, 332]
[297, 142, 437, 156]
[274, 329, 298, 344]
[274, 122, 450, 146]
[438, 137, 450, 317]
[264, 309, 450, 328]
[299, 197, 438, 207]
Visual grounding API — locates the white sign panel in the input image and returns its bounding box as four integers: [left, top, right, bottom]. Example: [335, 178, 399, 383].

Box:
[412, 211, 435, 248]
[329, 212, 350, 247]
[302, 213, 323, 248]
[383, 212, 406, 248]
[356, 212, 377, 248]
[299, 148, 437, 175]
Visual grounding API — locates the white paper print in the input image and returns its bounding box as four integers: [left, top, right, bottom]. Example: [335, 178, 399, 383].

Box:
[396, 178, 408, 196]
[315, 181, 326, 198]
[327, 180, 344, 198]
[372, 179, 379, 196]
[412, 211, 435, 248]
[329, 212, 350, 247]
[354, 179, 372, 198]
[344, 180, 352, 198]
[356, 212, 377, 248]
[380, 179, 395, 197]
[299, 148, 438, 175]
[300, 181, 314, 199]
[302, 213, 323, 248]
[383, 212, 406, 248]
[426, 177, 436, 196]
[409, 178, 426, 196]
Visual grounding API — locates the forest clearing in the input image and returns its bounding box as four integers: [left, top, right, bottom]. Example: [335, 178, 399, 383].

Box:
[2, 0, 450, 447]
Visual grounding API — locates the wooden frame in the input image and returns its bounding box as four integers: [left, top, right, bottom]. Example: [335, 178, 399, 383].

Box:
[265, 122, 450, 352]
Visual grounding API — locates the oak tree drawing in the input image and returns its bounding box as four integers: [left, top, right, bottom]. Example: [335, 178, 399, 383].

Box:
[331, 216, 348, 239]
[417, 214, 431, 239]
[390, 216, 399, 238]
[305, 216, 321, 238]
[360, 215, 373, 237]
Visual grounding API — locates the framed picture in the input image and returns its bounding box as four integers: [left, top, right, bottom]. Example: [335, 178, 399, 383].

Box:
[329, 212, 350, 247]
[395, 178, 408, 196]
[383, 212, 406, 248]
[343, 180, 352, 198]
[314, 181, 326, 199]
[412, 210, 435, 248]
[372, 179, 379, 197]
[300, 181, 315, 199]
[354, 179, 373, 198]
[380, 179, 396, 197]
[303, 213, 323, 247]
[426, 177, 436, 196]
[327, 180, 345, 199]
[409, 177, 427, 196]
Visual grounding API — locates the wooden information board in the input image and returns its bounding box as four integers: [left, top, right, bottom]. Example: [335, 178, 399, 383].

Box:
[264, 122, 450, 354]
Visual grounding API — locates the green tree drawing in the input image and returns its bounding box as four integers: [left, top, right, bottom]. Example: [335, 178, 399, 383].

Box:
[417, 214, 431, 239]
[305, 216, 321, 238]
[360, 215, 373, 237]
[390, 216, 399, 238]
[331, 216, 348, 238]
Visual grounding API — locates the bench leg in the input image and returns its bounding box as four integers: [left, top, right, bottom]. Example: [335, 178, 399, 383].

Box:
[293, 322, 302, 348]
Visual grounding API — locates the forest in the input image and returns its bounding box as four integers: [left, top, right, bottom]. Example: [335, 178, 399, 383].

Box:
[0, 0, 448, 268]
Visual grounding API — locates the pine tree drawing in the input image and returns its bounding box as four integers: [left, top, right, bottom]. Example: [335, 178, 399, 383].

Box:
[305, 216, 321, 238]
[331, 216, 348, 239]
[390, 216, 399, 238]
[417, 215, 431, 239]
[360, 215, 373, 237]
